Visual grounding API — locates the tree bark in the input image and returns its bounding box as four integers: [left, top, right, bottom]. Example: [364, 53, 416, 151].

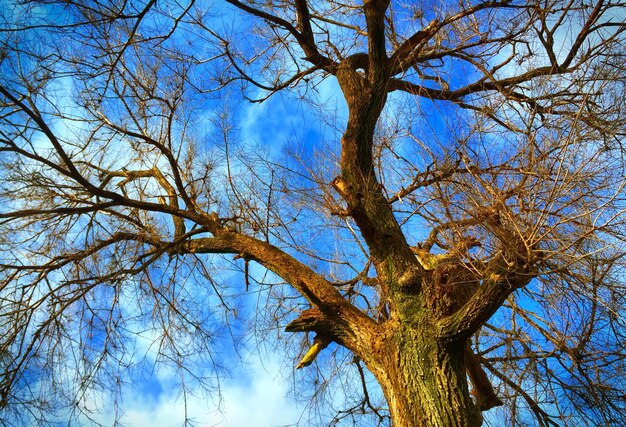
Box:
[363, 321, 482, 427]
[331, 44, 487, 425]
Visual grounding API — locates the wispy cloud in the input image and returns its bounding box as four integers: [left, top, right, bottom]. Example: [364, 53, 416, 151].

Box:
[84, 348, 304, 427]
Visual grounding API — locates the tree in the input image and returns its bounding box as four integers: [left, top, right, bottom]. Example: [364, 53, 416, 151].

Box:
[1, 0, 625, 425]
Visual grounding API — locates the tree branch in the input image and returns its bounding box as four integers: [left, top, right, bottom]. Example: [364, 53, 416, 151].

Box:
[437, 266, 535, 342]
[363, 0, 390, 83]
[225, 0, 335, 70]
[180, 233, 377, 332]
[388, 18, 439, 75]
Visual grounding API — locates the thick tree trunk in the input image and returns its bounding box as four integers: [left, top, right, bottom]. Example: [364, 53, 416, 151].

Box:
[366, 325, 482, 427]
[333, 46, 486, 426]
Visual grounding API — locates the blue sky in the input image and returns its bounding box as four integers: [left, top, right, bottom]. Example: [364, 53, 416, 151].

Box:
[2, 1, 625, 426]
[83, 348, 307, 426]
[0, 1, 330, 421]
[0, 1, 525, 423]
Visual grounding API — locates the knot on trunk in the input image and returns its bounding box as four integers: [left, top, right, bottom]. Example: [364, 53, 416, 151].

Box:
[421, 260, 480, 317]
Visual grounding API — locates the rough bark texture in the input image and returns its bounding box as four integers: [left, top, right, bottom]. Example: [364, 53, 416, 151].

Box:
[14, 0, 620, 425]
[199, 10, 542, 424]
[184, 4, 538, 421]
[324, 59, 488, 426]
[357, 311, 482, 427]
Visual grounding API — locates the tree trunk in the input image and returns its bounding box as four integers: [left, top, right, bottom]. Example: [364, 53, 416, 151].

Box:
[365, 325, 482, 427]
[334, 50, 485, 427]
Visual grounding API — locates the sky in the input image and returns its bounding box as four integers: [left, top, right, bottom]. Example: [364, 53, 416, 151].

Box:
[3, 1, 624, 426]
[0, 1, 512, 425]
[83, 78, 347, 426]
[85, 350, 307, 427]
[0, 0, 357, 423]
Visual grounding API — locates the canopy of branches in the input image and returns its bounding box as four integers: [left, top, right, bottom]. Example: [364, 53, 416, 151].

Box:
[0, 0, 625, 426]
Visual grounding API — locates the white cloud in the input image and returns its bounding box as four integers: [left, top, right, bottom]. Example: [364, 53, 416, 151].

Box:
[203, 360, 304, 427]
[86, 351, 305, 427]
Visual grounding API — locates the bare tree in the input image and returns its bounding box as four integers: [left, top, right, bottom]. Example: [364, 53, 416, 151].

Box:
[1, 0, 625, 426]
